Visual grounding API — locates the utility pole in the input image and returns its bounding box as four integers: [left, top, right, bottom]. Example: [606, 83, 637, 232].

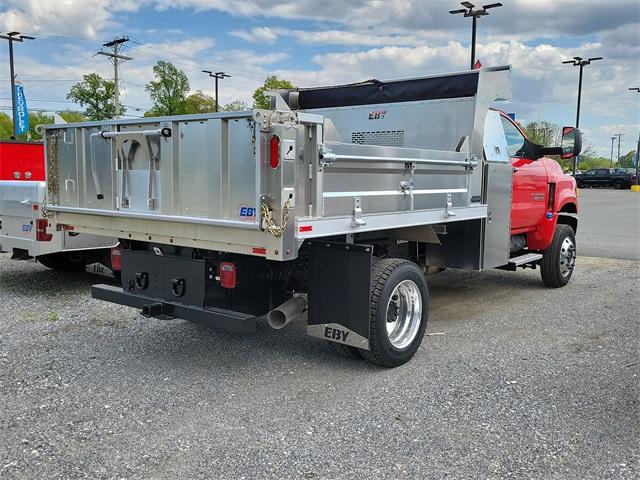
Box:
[97, 36, 132, 119]
[562, 55, 603, 175]
[610, 136, 616, 168]
[630, 87, 640, 186]
[202, 70, 231, 112]
[449, 2, 502, 69]
[614, 133, 624, 167]
[0, 31, 35, 138]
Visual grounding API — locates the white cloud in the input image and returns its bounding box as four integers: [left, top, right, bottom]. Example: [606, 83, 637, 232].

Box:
[0, 0, 140, 38]
[231, 27, 278, 44]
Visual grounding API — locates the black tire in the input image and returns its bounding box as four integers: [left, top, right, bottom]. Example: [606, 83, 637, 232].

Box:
[328, 341, 364, 360]
[360, 258, 429, 368]
[576, 181, 583, 188]
[614, 180, 625, 190]
[540, 224, 576, 288]
[37, 251, 86, 272]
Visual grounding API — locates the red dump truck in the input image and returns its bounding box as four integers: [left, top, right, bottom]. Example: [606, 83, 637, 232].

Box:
[43, 66, 580, 366]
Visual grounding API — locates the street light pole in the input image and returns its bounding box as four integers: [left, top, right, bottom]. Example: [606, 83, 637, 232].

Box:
[610, 136, 616, 168]
[630, 87, 640, 186]
[0, 31, 35, 138]
[615, 133, 624, 167]
[562, 56, 603, 175]
[449, 2, 502, 70]
[202, 70, 231, 112]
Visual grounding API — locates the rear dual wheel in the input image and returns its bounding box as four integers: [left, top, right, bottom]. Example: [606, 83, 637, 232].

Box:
[330, 258, 429, 368]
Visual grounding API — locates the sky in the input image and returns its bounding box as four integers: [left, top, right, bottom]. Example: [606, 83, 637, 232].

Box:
[0, 0, 638, 156]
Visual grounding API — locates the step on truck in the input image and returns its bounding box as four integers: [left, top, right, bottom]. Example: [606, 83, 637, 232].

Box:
[0, 140, 118, 274]
[43, 66, 580, 367]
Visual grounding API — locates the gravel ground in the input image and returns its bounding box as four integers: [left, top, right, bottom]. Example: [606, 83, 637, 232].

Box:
[1, 193, 639, 479]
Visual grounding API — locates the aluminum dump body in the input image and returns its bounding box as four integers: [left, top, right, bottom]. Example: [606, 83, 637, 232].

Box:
[44, 67, 513, 268]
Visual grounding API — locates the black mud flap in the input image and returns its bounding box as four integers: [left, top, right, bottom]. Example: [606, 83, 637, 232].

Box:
[306, 241, 372, 350]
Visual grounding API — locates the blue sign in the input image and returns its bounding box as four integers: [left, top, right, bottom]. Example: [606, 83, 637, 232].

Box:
[14, 84, 29, 135]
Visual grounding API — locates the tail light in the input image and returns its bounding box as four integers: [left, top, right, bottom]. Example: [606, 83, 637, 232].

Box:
[269, 135, 280, 169]
[35, 218, 53, 242]
[219, 262, 237, 289]
[110, 247, 122, 271]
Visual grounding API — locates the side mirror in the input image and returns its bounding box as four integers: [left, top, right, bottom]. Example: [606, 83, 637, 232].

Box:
[561, 127, 582, 159]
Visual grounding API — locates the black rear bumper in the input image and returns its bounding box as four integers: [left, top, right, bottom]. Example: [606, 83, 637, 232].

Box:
[92, 284, 257, 334]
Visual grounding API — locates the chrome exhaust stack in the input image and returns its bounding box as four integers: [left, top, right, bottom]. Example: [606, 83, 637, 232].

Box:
[267, 295, 307, 329]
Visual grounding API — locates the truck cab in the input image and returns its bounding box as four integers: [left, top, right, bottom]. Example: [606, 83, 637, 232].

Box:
[498, 112, 578, 250]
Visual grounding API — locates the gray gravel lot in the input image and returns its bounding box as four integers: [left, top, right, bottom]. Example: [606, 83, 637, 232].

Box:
[1, 190, 639, 479]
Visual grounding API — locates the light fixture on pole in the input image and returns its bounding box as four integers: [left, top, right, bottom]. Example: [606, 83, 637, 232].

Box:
[202, 70, 231, 112]
[449, 2, 502, 69]
[562, 55, 603, 175]
[0, 31, 35, 138]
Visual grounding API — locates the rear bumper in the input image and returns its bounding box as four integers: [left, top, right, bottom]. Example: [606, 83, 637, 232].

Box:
[92, 284, 257, 334]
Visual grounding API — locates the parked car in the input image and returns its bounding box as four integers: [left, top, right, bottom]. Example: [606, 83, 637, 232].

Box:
[614, 168, 638, 183]
[574, 168, 634, 189]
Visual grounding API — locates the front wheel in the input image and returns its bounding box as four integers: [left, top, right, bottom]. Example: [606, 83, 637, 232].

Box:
[361, 259, 429, 368]
[540, 224, 576, 288]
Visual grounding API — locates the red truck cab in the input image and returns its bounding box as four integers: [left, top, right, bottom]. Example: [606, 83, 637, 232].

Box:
[0, 141, 45, 181]
[497, 111, 579, 286]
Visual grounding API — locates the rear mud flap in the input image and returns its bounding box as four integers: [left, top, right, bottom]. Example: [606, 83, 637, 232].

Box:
[306, 241, 372, 350]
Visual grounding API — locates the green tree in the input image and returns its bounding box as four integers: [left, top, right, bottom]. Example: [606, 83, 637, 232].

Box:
[618, 150, 637, 168]
[145, 61, 190, 116]
[252, 75, 295, 109]
[67, 73, 124, 120]
[222, 100, 248, 112]
[25, 112, 54, 140]
[523, 121, 560, 147]
[0, 113, 13, 139]
[185, 90, 217, 114]
[59, 111, 87, 123]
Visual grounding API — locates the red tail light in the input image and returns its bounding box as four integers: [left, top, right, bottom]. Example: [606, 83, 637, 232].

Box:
[219, 262, 237, 289]
[35, 219, 53, 242]
[269, 135, 280, 169]
[110, 247, 122, 271]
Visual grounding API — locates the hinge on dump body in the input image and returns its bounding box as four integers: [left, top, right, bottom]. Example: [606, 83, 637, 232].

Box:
[352, 197, 366, 227]
[445, 193, 456, 217]
[253, 109, 298, 132]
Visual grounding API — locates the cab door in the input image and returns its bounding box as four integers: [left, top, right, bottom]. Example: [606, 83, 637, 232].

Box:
[499, 114, 548, 234]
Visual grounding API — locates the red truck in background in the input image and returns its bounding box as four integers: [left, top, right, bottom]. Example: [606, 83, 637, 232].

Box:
[0, 140, 118, 274]
[0, 141, 45, 182]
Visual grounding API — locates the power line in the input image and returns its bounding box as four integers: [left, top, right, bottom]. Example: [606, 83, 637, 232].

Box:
[202, 70, 230, 112]
[97, 36, 132, 119]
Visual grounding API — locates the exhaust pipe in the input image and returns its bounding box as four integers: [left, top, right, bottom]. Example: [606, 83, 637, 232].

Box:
[267, 295, 307, 329]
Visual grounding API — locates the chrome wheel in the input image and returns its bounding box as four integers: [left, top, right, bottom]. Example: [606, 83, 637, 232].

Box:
[385, 280, 422, 349]
[559, 236, 576, 277]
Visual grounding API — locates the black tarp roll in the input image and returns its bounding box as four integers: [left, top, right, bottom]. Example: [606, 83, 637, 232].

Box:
[296, 72, 480, 109]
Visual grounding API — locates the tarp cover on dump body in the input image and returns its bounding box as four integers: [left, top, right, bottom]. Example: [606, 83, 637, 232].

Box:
[294, 72, 479, 109]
